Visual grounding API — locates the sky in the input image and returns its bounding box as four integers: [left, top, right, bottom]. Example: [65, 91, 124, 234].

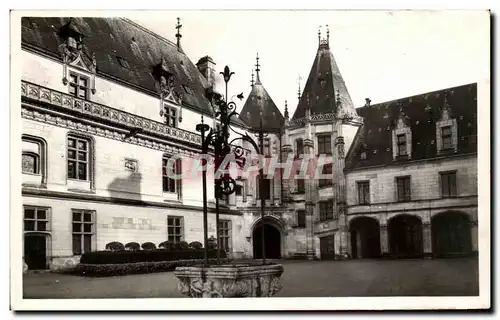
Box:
[128, 10, 489, 116]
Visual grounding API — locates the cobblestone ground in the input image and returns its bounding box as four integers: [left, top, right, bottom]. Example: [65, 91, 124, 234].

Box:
[22, 257, 478, 298]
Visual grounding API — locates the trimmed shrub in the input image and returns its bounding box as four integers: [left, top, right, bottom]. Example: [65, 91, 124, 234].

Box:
[105, 241, 125, 251]
[125, 242, 140, 251]
[141, 242, 156, 250]
[80, 248, 227, 265]
[158, 241, 174, 251]
[189, 241, 203, 249]
[57, 258, 232, 277]
[174, 241, 189, 250]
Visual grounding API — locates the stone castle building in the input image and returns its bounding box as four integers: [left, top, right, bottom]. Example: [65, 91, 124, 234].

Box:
[20, 17, 478, 270]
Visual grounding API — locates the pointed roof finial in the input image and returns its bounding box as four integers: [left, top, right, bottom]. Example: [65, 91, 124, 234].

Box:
[318, 25, 322, 45]
[326, 24, 329, 44]
[297, 75, 302, 101]
[251, 69, 255, 87]
[284, 100, 289, 119]
[255, 53, 261, 84]
[175, 17, 183, 52]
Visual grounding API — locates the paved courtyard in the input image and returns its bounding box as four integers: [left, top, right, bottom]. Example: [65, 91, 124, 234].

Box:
[23, 258, 478, 298]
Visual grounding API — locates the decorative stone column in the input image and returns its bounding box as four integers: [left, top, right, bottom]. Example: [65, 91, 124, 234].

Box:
[280, 144, 293, 203]
[422, 222, 432, 258]
[303, 138, 316, 260]
[335, 135, 348, 259]
[380, 224, 389, 257]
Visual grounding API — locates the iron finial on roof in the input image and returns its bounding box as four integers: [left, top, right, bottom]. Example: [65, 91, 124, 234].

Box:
[255, 53, 261, 84]
[318, 25, 322, 45]
[284, 100, 289, 119]
[297, 75, 302, 101]
[326, 24, 329, 44]
[175, 17, 183, 52]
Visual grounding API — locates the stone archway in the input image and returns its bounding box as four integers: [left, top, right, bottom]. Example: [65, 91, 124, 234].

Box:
[252, 217, 283, 259]
[388, 214, 423, 257]
[432, 211, 472, 257]
[349, 216, 381, 259]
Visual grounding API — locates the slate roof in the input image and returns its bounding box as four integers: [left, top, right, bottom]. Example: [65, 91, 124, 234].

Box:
[239, 70, 284, 132]
[292, 41, 357, 120]
[21, 17, 214, 114]
[345, 83, 478, 171]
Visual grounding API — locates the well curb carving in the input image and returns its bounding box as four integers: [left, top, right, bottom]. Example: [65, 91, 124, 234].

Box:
[174, 263, 284, 298]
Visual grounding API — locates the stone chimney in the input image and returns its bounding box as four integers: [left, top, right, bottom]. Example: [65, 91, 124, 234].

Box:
[196, 56, 216, 88]
[365, 98, 371, 107]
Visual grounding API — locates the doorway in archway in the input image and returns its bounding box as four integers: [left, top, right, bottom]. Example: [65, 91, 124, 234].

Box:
[432, 211, 472, 257]
[388, 215, 423, 258]
[24, 233, 48, 270]
[253, 223, 281, 259]
[350, 216, 381, 259]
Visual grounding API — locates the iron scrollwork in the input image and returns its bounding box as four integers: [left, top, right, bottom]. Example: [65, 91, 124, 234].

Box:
[201, 66, 261, 199]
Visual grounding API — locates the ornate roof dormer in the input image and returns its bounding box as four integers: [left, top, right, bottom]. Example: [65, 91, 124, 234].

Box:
[439, 94, 453, 121]
[152, 57, 182, 118]
[57, 18, 97, 94]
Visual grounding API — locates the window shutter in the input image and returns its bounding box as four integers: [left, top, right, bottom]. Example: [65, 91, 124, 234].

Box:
[242, 180, 247, 202]
[228, 220, 232, 251]
[450, 173, 457, 196]
[256, 177, 260, 199]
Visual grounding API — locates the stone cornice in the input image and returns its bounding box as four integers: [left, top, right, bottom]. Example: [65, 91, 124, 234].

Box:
[22, 187, 242, 216]
[21, 81, 202, 156]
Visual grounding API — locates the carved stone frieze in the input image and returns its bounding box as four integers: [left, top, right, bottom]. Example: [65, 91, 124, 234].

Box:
[21, 81, 202, 152]
[21, 106, 198, 158]
[174, 263, 284, 298]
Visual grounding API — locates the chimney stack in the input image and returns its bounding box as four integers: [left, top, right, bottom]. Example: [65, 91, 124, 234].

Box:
[196, 56, 216, 88]
[365, 98, 371, 107]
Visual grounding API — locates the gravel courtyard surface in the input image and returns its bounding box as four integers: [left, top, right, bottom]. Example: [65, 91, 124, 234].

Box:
[23, 258, 478, 298]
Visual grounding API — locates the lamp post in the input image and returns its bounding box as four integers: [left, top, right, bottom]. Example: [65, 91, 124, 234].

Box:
[198, 65, 261, 266]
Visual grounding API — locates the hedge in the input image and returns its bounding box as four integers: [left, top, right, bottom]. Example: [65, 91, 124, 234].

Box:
[105, 241, 125, 251]
[58, 258, 231, 277]
[141, 242, 157, 250]
[80, 248, 227, 264]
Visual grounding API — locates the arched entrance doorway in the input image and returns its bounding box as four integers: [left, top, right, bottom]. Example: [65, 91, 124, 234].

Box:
[388, 215, 423, 257]
[432, 211, 472, 257]
[350, 216, 381, 259]
[24, 233, 48, 270]
[252, 218, 282, 259]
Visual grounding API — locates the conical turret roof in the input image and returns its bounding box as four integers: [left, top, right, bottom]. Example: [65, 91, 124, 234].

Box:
[239, 54, 284, 132]
[292, 36, 357, 120]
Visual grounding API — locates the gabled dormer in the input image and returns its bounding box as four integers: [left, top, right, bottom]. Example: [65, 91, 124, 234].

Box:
[57, 18, 97, 96]
[436, 94, 458, 154]
[152, 57, 184, 126]
[392, 105, 412, 160]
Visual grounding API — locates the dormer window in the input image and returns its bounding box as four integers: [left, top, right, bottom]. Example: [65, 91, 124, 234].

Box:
[397, 134, 407, 156]
[436, 95, 458, 154]
[164, 105, 178, 128]
[392, 110, 412, 160]
[360, 151, 367, 160]
[441, 126, 452, 150]
[68, 72, 89, 100]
